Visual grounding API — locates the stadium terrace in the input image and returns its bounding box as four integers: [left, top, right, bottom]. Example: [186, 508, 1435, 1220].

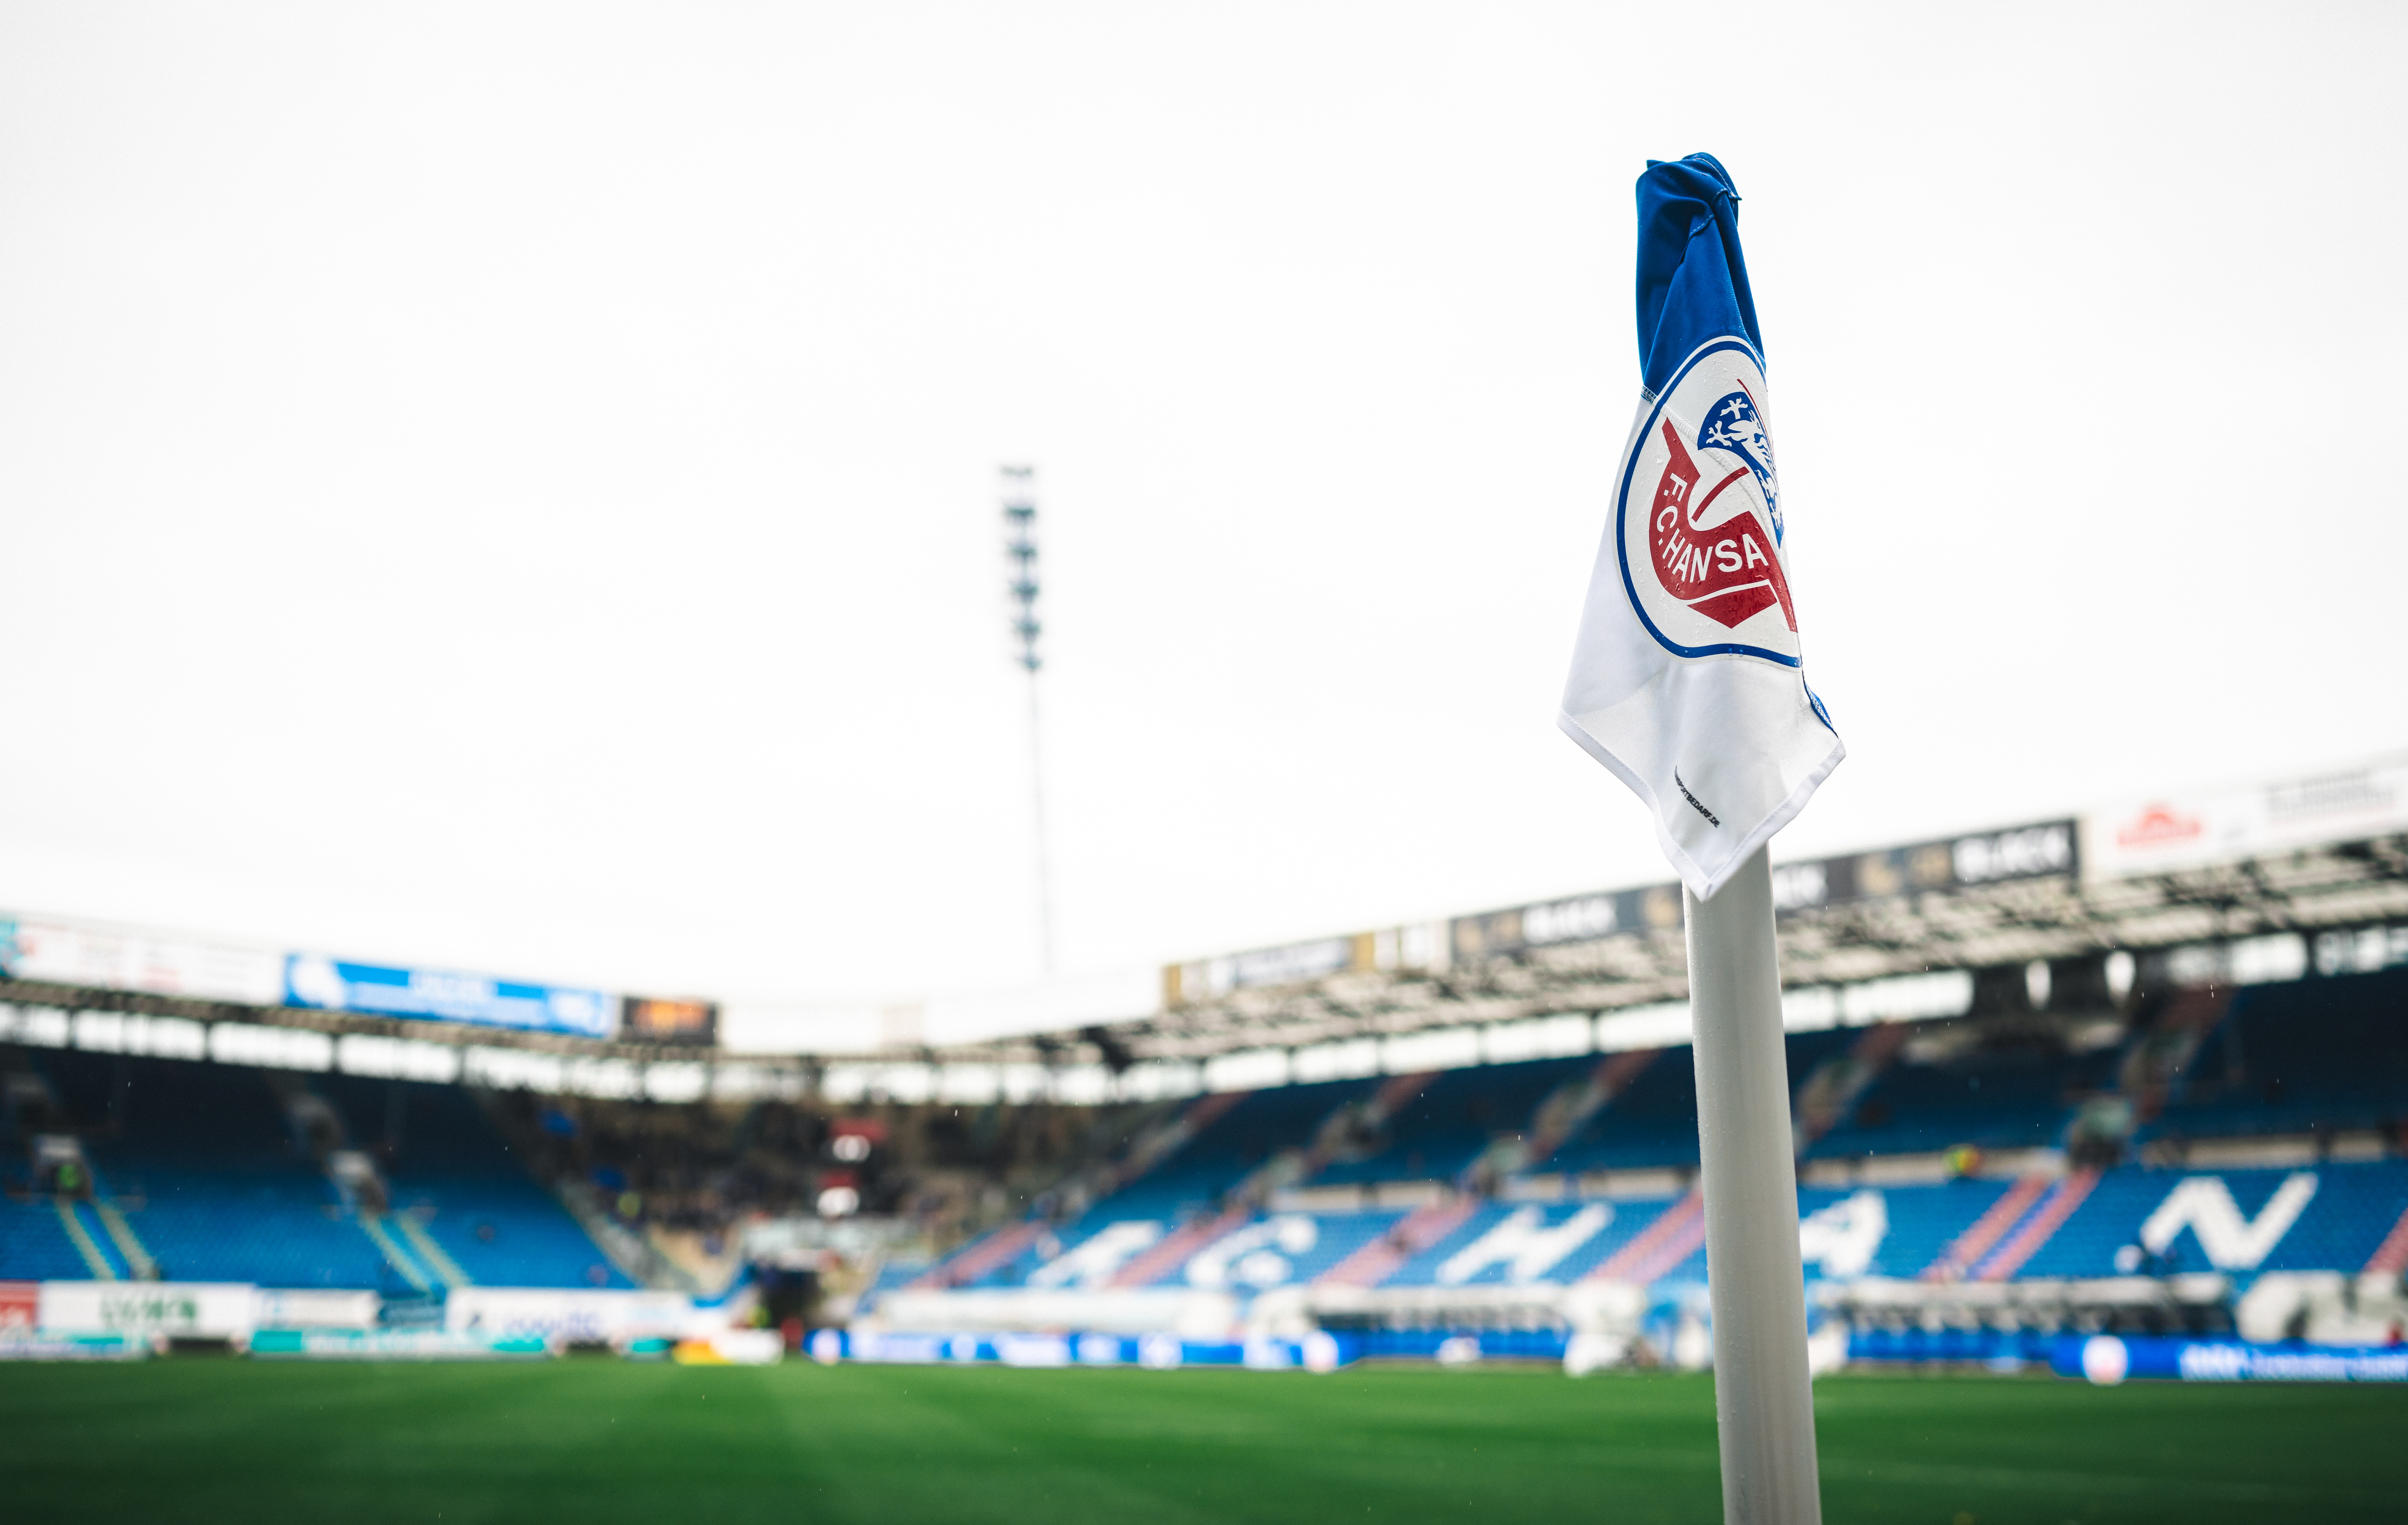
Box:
[3, 753, 2407, 1379]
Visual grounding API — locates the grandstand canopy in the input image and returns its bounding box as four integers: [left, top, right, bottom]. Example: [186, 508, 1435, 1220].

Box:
[5, 756, 2404, 1101]
[943, 820, 2408, 1069]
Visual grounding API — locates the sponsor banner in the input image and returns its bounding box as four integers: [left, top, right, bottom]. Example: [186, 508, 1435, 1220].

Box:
[0, 917, 285, 1005]
[444, 1288, 693, 1342]
[872, 1288, 1238, 1338]
[1167, 936, 1362, 1006]
[2086, 756, 2408, 880]
[0, 1281, 38, 1330]
[286, 956, 615, 1040]
[1454, 885, 1686, 962]
[249, 1329, 548, 1361]
[1454, 820, 2078, 959]
[253, 1288, 379, 1330]
[621, 996, 718, 1047]
[837, 1329, 1354, 1372]
[1771, 820, 2077, 914]
[39, 1281, 257, 1338]
[2055, 1334, 2408, 1385]
[668, 1330, 784, 1366]
[0, 1331, 147, 1361]
[1176, 818, 2079, 984]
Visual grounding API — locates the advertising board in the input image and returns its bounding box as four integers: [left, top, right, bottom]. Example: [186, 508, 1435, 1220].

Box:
[1162, 820, 2080, 991]
[0, 1281, 37, 1330]
[1165, 936, 1361, 1006]
[37, 1281, 258, 1338]
[253, 1288, 379, 1330]
[620, 996, 718, 1046]
[0, 917, 285, 1005]
[1453, 884, 1686, 962]
[442, 1288, 694, 1342]
[249, 1329, 549, 1361]
[285, 956, 615, 1039]
[2055, 1334, 2408, 1385]
[1768, 819, 2076, 912]
[870, 1287, 1238, 1338]
[1452, 819, 2078, 960]
[2085, 756, 2408, 880]
[0, 1332, 146, 1361]
[836, 1329, 1357, 1371]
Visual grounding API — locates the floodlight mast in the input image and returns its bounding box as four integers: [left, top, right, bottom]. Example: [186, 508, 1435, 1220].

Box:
[1001, 465, 1056, 975]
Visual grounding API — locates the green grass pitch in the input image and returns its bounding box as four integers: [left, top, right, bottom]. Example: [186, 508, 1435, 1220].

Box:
[2, 1361, 2402, 1523]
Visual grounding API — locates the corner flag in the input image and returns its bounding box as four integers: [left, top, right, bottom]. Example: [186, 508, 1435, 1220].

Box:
[1559, 153, 1841, 900]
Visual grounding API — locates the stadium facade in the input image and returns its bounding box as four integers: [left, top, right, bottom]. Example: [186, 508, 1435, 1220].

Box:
[4, 752, 2406, 1372]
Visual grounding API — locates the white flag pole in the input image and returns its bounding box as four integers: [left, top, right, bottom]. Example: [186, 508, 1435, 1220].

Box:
[1686, 844, 1822, 1525]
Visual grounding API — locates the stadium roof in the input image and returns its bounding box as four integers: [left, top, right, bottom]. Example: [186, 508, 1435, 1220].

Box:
[5, 754, 2405, 1096]
[940, 818, 2408, 1069]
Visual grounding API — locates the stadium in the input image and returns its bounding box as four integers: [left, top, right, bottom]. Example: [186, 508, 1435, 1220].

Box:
[7, 753, 2408, 1520]
[7, 7, 2408, 1523]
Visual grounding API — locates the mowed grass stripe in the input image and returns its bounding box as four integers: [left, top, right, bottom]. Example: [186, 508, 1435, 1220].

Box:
[0, 1362, 2402, 1524]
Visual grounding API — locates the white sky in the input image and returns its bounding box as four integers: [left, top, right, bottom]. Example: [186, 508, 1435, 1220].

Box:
[1, 3, 2402, 1021]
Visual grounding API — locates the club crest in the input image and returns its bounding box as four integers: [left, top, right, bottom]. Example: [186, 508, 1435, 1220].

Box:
[1616, 339, 1801, 665]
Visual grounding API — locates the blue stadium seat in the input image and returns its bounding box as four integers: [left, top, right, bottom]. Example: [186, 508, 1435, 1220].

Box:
[0, 1051, 625, 1291]
[0, 1197, 105, 1281]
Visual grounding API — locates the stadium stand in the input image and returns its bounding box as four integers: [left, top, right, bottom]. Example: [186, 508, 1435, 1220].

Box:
[0, 1049, 628, 1291]
[5, 948, 2406, 1361]
[2143, 968, 2408, 1142]
[845, 956, 2408, 1361]
[0, 1198, 103, 1282]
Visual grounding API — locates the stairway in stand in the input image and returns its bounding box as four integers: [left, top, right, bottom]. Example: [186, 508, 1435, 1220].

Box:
[1970, 1170, 2100, 1282]
[360, 1216, 435, 1293]
[53, 1199, 121, 1280]
[2362, 1201, 2408, 1278]
[1110, 1208, 1253, 1288]
[1584, 1189, 1705, 1285]
[911, 1221, 1049, 1290]
[1922, 1175, 2051, 1281]
[1314, 1196, 1478, 1289]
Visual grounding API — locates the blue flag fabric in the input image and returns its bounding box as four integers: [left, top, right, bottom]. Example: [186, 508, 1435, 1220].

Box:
[1634, 153, 1763, 398]
[1558, 154, 1842, 900]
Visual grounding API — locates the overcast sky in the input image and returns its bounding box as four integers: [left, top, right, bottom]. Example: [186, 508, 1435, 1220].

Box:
[1, 3, 2401, 1023]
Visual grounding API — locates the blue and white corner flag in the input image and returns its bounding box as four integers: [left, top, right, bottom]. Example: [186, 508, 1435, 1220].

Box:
[1559, 154, 1842, 901]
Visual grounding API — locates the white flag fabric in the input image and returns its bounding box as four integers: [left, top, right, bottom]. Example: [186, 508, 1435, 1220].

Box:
[1559, 154, 1842, 900]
